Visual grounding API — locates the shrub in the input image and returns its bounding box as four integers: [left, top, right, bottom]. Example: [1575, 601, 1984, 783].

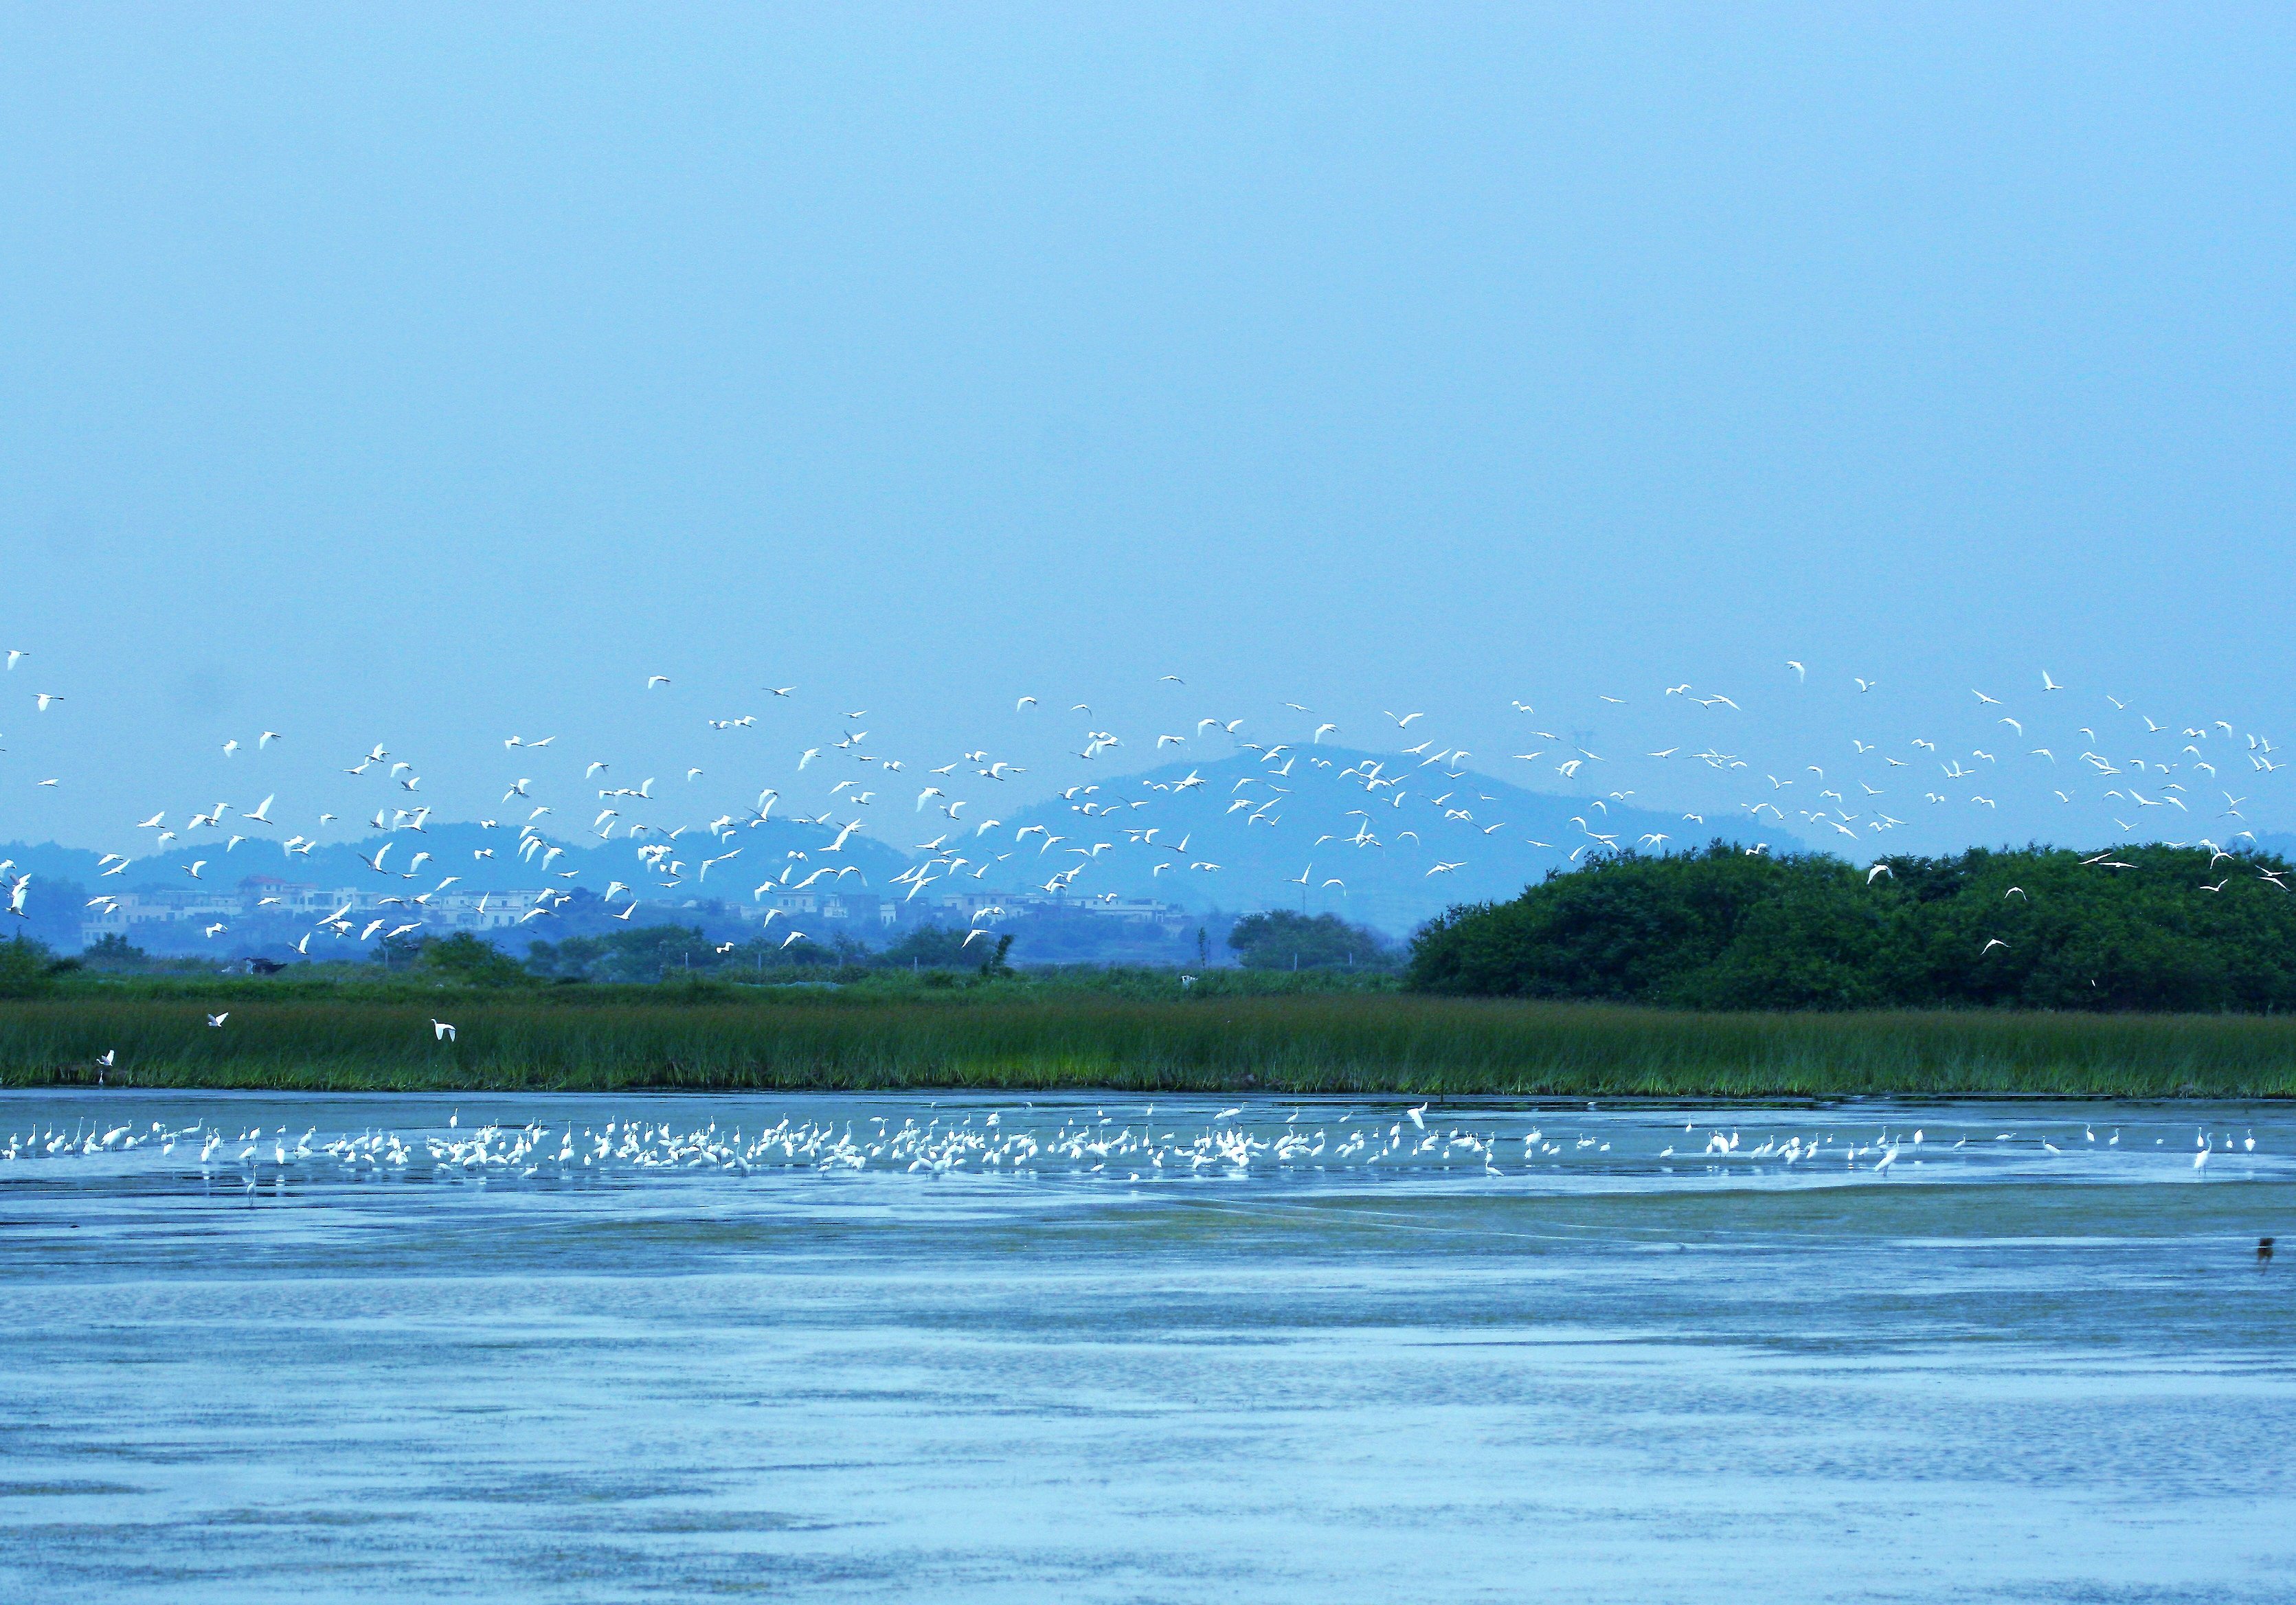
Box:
[80, 933, 151, 972]
[0, 934, 58, 998]
[1228, 911, 1393, 971]
[418, 932, 535, 988]
[1409, 842, 2296, 1012]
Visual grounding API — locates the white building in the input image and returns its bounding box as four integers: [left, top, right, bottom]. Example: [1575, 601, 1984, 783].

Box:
[420, 890, 562, 930]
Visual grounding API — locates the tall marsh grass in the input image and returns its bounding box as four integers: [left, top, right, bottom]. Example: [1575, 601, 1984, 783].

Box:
[3, 988, 2291, 1097]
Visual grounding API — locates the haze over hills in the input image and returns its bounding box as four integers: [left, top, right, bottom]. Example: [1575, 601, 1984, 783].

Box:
[3, 746, 1805, 950]
[8, 636, 2288, 958]
[16, 744, 2285, 955]
[871, 744, 1802, 934]
[3, 815, 910, 891]
[0, 817, 914, 956]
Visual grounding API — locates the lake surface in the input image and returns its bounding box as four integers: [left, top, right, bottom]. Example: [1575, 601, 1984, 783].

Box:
[1, 1091, 2291, 1603]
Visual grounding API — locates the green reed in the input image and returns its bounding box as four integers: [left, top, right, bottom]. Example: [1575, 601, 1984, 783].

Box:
[3, 985, 2292, 1097]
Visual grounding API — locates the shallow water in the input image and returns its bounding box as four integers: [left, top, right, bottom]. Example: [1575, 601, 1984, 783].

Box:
[1, 1091, 2291, 1603]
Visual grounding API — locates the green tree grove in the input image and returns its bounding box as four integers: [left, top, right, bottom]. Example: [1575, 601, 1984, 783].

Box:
[1408, 842, 2296, 1011]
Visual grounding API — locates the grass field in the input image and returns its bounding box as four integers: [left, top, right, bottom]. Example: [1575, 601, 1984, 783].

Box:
[1, 973, 2291, 1097]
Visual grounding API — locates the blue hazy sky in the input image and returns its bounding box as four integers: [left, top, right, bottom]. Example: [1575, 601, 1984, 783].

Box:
[3, 6, 2293, 855]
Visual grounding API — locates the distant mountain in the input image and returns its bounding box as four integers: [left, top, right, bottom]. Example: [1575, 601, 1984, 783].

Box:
[2, 816, 912, 902]
[949, 745, 1801, 936]
[0, 842, 113, 888]
[2, 751, 1799, 948]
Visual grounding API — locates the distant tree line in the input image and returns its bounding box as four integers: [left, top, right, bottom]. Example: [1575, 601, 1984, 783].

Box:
[1226, 910, 1397, 971]
[525, 921, 1015, 983]
[1408, 842, 2296, 1011]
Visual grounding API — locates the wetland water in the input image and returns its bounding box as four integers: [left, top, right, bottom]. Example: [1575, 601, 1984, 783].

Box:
[1, 1091, 2290, 1603]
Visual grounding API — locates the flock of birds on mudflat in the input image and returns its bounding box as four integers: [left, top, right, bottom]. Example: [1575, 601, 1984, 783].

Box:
[3, 648, 2291, 967]
[0, 1104, 2269, 1190]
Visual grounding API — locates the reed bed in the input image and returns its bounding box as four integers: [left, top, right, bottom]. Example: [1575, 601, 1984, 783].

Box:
[3, 991, 2292, 1098]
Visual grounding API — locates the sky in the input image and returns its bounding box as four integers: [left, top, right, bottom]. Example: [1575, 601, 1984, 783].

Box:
[3, 5, 2293, 865]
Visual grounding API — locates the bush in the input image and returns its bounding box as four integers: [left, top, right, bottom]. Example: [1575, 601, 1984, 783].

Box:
[1409, 842, 2296, 1012]
[1228, 911, 1393, 972]
[418, 932, 535, 988]
[879, 924, 978, 969]
[978, 933, 1016, 978]
[80, 933, 151, 972]
[0, 934, 59, 998]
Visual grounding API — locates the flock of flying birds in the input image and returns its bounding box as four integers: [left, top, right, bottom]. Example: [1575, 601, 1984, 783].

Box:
[0, 1103, 2267, 1188]
[3, 649, 2291, 956]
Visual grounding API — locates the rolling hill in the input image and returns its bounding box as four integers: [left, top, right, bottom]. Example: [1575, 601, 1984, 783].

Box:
[952, 745, 1801, 936]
